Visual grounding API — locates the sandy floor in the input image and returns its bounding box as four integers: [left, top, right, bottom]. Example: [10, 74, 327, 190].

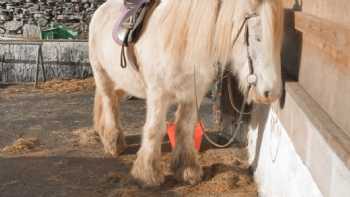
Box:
[0, 79, 257, 197]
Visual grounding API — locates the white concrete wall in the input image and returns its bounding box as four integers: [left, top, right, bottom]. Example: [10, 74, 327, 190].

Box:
[247, 83, 350, 197]
[248, 107, 323, 197]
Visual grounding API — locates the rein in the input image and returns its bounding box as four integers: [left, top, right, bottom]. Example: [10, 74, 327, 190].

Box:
[197, 13, 258, 148]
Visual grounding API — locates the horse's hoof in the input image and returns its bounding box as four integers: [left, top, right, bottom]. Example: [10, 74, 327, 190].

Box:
[171, 150, 203, 185]
[175, 165, 203, 185]
[131, 156, 164, 187]
[102, 133, 126, 157]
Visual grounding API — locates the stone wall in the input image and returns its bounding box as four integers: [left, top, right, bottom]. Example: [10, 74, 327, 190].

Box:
[0, 1, 104, 82]
[0, 0, 105, 39]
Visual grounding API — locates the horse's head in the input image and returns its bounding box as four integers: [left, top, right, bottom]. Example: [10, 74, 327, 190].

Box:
[229, 0, 284, 104]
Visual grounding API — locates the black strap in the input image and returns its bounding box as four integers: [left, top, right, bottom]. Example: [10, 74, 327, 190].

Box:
[120, 43, 128, 68]
[244, 19, 255, 76]
[120, 27, 131, 69]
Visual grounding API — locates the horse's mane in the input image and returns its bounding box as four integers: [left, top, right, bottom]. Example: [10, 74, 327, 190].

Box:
[260, 0, 284, 63]
[158, 0, 283, 68]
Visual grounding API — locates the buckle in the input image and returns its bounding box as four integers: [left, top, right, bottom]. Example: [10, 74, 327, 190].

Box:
[247, 74, 257, 85]
[245, 13, 258, 20]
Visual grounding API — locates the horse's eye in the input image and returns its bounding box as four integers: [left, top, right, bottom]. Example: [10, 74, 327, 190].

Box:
[256, 37, 261, 42]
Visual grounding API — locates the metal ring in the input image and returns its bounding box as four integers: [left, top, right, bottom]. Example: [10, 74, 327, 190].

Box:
[247, 74, 257, 85]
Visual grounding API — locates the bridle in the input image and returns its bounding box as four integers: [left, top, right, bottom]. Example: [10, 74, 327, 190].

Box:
[231, 13, 259, 91]
[197, 13, 259, 148]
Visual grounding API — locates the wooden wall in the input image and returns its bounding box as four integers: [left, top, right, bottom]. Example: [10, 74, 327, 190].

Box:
[0, 41, 92, 83]
[282, 0, 350, 135]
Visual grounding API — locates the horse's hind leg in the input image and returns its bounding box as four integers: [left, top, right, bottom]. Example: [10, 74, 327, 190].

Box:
[131, 92, 169, 187]
[93, 67, 126, 156]
[171, 102, 203, 185]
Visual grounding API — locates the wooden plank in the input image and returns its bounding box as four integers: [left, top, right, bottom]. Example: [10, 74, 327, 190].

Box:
[293, 12, 350, 133]
[303, 0, 350, 27]
[282, 0, 350, 27]
[282, 0, 350, 26]
[0, 42, 92, 83]
[299, 41, 350, 135]
[294, 12, 350, 71]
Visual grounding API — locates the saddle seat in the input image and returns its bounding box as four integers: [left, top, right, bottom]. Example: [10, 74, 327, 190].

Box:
[113, 0, 153, 46]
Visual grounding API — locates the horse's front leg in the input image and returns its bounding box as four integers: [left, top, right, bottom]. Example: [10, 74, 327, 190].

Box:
[131, 92, 169, 187]
[171, 102, 203, 185]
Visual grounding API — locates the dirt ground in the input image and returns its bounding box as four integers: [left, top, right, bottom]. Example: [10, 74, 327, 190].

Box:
[0, 79, 257, 197]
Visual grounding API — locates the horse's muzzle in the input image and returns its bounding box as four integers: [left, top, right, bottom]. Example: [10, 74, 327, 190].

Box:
[249, 86, 281, 104]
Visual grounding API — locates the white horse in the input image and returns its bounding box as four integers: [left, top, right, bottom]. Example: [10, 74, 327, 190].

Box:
[89, 0, 284, 186]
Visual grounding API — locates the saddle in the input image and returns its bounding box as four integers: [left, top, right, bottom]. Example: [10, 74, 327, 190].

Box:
[113, 0, 155, 70]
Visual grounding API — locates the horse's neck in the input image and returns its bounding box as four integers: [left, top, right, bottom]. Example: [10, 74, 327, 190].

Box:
[151, 0, 247, 71]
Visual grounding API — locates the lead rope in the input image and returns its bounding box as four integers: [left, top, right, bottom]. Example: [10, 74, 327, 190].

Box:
[195, 14, 257, 148]
[194, 65, 253, 148]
